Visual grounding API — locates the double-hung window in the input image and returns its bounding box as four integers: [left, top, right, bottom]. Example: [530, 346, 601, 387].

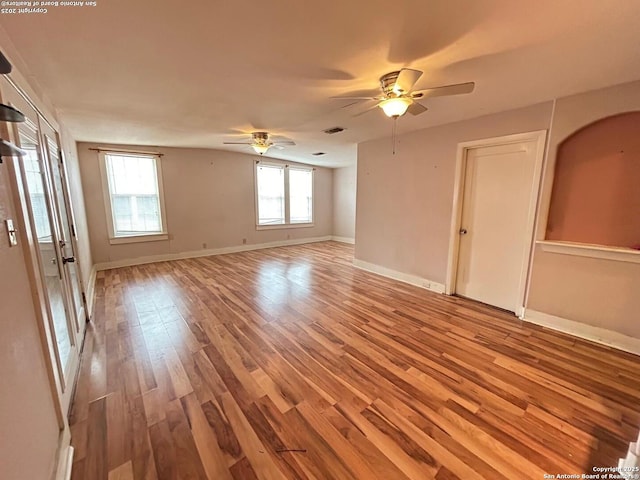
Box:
[255, 163, 313, 228]
[101, 152, 168, 243]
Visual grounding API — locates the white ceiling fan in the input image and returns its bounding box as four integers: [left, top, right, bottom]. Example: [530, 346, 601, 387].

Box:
[334, 68, 475, 118]
[223, 131, 295, 155]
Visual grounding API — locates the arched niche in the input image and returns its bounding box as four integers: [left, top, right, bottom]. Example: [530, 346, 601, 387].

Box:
[545, 111, 640, 249]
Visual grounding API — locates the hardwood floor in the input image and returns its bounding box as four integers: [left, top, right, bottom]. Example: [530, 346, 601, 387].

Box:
[69, 241, 640, 480]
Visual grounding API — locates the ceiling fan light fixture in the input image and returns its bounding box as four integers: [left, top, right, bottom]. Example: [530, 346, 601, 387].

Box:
[379, 97, 413, 118]
[251, 143, 270, 155]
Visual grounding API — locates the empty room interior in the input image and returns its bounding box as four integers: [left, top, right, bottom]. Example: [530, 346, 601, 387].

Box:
[1, 1, 640, 479]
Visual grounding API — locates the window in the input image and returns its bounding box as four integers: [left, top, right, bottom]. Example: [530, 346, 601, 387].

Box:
[289, 168, 313, 223]
[256, 164, 285, 225]
[101, 152, 167, 243]
[255, 163, 313, 228]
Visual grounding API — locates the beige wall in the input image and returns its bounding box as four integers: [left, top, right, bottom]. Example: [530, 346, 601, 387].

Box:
[527, 81, 640, 338]
[0, 84, 62, 480]
[356, 102, 553, 284]
[332, 164, 357, 240]
[78, 143, 334, 265]
[356, 80, 640, 339]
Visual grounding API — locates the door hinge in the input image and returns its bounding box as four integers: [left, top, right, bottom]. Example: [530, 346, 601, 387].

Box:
[71, 223, 76, 237]
[59, 149, 64, 163]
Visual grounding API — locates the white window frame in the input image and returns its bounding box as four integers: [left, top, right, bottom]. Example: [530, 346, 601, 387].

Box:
[99, 151, 169, 244]
[254, 161, 314, 230]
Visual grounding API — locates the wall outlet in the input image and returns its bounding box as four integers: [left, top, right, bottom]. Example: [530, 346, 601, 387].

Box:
[286, 234, 291, 240]
[202, 242, 207, 249]
[242, 238, 247, 245]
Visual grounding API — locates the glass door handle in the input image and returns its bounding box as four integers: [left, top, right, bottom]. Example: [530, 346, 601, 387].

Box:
[62, 256, 75, 264]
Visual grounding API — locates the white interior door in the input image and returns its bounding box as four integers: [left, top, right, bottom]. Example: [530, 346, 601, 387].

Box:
[4, 85, 82, 416]
[455, 139, 540, 313]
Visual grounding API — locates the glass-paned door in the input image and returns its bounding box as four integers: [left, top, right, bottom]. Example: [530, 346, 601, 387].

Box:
[44, 134, 86, 332]
[15, 117, 79, 410]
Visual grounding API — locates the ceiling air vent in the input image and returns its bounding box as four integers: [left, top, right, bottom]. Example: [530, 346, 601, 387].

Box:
[323, 127, 345, 135]
[312, 152, 326, 156]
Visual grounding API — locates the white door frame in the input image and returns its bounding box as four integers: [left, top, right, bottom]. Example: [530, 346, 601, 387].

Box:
[444, 130, 547, 318]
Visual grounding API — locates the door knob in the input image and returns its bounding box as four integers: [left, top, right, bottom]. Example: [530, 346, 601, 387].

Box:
[62, 256, 75, 264]
[459, 228, 468, 235]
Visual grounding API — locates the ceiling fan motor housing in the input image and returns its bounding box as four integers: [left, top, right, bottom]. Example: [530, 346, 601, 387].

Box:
[252, 131, 270, 144]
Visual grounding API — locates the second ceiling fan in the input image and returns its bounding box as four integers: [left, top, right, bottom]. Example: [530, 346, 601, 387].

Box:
[223, 131, 295, 155]
[335, 68, 475, 118]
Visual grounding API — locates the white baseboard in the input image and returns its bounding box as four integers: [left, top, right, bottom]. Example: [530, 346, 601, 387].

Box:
[353, 259, 445, 294]
[331, 236, 355, 244]
[94, 236, 334, 271]
[54, 428, 73, 480]
[524, 309, 640, 356]
[86, 265, 97, 318]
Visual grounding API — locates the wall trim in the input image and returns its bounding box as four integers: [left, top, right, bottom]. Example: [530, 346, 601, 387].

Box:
[524, 309, 640, 356]
[353, 259, 445, 294]
[94, 236, 333, 271]
[537, 240, 640, 264]
[86, 265, 97, 318]
[331, 236, 355, 244]
[53, 429, 73, 480]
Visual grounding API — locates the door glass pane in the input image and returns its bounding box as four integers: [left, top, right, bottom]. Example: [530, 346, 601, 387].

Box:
[46, 136, 83, 330]
[20, 131, 73, 374]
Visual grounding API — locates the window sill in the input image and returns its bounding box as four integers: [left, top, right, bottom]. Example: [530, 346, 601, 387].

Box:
[109, 233, 169, 245]
[256, 223, 315, 231]
[537, 240, 640, 264]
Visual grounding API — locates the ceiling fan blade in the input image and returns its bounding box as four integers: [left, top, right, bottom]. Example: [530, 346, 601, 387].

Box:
[337, 100, 362, 109]
[331, 88, 382, 99]
[338, 98, 381, 111]
[393, 68, 423, 94]
[407, 102, 428, 116]
[411, 82, 475, 99]
[353, 102, 381, 117]
[223, 141, 252, 145]
[273, 145, 285, 150]
[273, 141, 296, 146]
[330, 96, 380, 101]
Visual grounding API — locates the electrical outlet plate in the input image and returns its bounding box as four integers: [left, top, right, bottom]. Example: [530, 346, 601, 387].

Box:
[5, 219, 17, 246]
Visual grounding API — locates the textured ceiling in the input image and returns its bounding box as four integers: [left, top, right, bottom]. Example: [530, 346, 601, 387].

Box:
[1, 0, 640, 167]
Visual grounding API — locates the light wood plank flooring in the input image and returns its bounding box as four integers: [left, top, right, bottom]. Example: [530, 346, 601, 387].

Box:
[69, 241, 640, 479]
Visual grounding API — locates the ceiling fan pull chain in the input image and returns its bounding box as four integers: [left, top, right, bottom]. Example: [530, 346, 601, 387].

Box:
[392, 117, 397, 155]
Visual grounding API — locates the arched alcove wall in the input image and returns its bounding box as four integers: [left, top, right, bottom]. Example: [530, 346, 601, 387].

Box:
[545, 111, 640, 249]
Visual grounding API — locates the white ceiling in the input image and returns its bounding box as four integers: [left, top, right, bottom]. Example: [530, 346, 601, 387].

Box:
[1, 0, 640, 167]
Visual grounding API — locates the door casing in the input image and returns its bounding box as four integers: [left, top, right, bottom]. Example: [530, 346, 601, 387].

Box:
[445, 130, 547, 318]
